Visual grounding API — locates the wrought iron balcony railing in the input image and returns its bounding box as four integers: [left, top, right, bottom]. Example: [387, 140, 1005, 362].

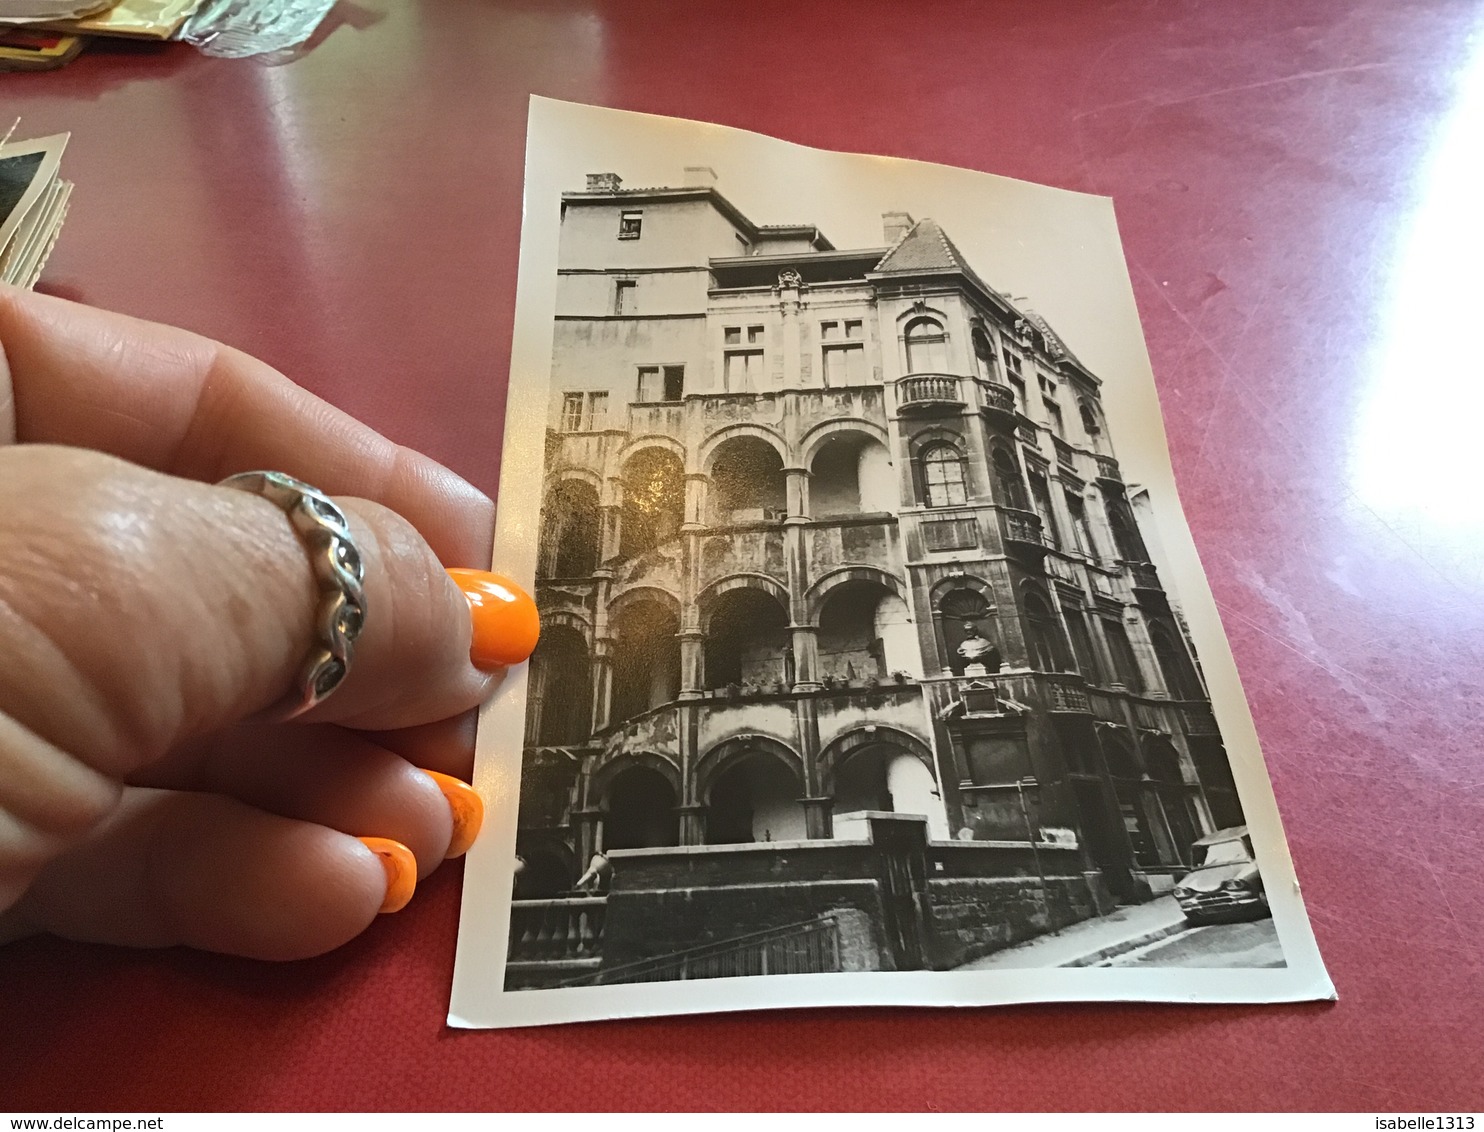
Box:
[1094, 454, 1122, 482]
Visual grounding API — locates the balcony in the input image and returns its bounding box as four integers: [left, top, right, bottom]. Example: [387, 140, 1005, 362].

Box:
[1128, 561, 1162, 593]
[1094, 454, 1122, 482]
[897, 373, 965, 412]
[1001, 509, 1048, 550]
[978, 379, 1019, 428]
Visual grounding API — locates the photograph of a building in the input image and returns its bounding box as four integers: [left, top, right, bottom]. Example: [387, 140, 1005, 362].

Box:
[505, 167, 1264, 988]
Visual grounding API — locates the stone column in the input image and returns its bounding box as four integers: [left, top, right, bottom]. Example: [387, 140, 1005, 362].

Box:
[794, 695, 828, 839]
[778, 272, 803, 388]
[790, 625, 821, 691]
[572, 807, 605, 873]
[801, 796, 834, 840]
[676, 803, 707, 846]
[590, 635, 614, 731]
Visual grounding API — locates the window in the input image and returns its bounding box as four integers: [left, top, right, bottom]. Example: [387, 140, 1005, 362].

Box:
[725, 325, 765, 345]
[971, 326, 995, 373]
[1004, 351, 1022, 376]
[1105, 493, 1147, 562]
[1024, 592, 1072, 673]
[821, 320, 863, 340]
[1101, 618, 1146, 693]
[1065, 490, 1095, 557]
[821, 320, 866, 384]
[724, 350, 763, 391]
[1151, 623, 1201, 699]
[723, 326, 765, 390]
[991, 447, 1030, 511]
[1065, 611, 1101, 682]
[904, 317, 948, 373]
[559, 391, 608, 432]
[637, 365, 684, 403]
[822, 345, 866, 387]
[1079, 401, 1102, 438]
[613, 279, 636, 315]
[921, 443, 968, 508]
[618, 210, 642, 239]
[1044, 398, 1065, 436]
[1027, 470, 1060, 549]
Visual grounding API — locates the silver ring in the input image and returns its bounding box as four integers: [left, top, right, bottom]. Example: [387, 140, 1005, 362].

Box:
[217, 470, 367, 720]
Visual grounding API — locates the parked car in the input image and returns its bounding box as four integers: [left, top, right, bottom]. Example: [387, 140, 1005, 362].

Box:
[1172, 826, 1270, 925]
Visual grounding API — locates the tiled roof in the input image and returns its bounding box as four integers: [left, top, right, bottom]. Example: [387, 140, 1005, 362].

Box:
[874, 218, 1086, 371]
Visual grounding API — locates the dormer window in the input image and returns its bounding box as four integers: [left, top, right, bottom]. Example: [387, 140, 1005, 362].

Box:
[618, 210, 643, 239]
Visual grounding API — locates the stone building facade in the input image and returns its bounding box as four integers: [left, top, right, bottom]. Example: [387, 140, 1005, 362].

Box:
[514, 169, 1244, 906]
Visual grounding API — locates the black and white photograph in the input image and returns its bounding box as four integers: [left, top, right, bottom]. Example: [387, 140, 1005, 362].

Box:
[449, 98, 1332, 1027]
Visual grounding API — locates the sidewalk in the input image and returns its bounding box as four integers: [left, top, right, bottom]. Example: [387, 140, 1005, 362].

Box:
[955, 895, 1188, 970]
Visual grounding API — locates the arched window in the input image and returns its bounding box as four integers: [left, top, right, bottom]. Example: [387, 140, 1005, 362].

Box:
[1100, 617, 1146, 693]
[971, 326, 995, 376]
[991, 446, 1030, 511]
[1104, 493, 1148, 562]
[1024, 591, 1072, 673]
[920, 443, 968, 508]
[904, 317, 948, 373]
[1150, 623, 1201, 700]
[543, 480, 600, 577]
[1079, 400, 1102, 438]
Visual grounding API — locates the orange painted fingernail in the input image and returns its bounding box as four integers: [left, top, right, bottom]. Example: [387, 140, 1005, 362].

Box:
[358, 836, 416, 914]
[447, 569, 540, 669]
[421, 769, 484, 859]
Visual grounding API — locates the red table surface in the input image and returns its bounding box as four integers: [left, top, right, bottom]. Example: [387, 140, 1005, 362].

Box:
[3, 0, 1482, 1113]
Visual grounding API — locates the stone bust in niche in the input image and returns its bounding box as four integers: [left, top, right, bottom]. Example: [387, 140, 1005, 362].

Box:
[956, 622, 1002, 676]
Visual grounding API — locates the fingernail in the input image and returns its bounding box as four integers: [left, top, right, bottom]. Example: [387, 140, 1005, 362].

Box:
[446, 569, 540, 669]
[421, 769, 484, 859]
[358, 836, 416, 914]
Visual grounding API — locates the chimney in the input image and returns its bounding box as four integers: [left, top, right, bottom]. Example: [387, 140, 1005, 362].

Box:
[883, 211, 915, 244]
[585, 172, 623, 193]
[683, 165, 718, 188]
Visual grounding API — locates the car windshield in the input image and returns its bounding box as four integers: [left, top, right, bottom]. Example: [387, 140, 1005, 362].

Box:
[1197, 839, 1251, 866]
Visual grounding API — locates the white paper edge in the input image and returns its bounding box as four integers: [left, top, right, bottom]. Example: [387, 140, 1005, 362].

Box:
[449, 96, 1336, 1030]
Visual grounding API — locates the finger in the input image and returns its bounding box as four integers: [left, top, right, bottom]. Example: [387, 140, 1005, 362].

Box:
[358, 712, 480, 780]
[0, 445, 493, 780]
[133, 725, 459, 877]
[0, 787, 392, 960]
[0, 284, 493, 568]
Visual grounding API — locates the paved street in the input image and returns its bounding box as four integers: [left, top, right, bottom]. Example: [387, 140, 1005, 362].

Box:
[956, 896, 1284, 970]
[1105, 918, 1284, 968]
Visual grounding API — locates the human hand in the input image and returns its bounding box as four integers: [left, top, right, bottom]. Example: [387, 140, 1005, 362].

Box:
[0, 286, 535, 959]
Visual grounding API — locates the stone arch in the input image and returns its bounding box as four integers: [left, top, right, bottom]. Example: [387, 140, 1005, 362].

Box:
[697, 572, 791, 619]
[615, 434, 687, 470]
[695, 733, 805, 802]
[804, 566, 906, 623]
[799, 417, 890, 467]
[537, 607, 593, 641]
[546, 465, 603, 491]
[818, 724, 935, 784]
[588, 749, 683, 805]
[606, 584, 682, 621]
[698, 423, 791, 472]
[894, 303, 949, 327]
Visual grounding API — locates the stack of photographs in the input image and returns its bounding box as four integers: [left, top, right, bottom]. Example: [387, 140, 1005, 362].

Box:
[0, 127, 71, 288]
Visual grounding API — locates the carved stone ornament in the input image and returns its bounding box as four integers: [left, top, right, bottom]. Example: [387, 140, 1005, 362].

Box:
[777, 269, 804, 289]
